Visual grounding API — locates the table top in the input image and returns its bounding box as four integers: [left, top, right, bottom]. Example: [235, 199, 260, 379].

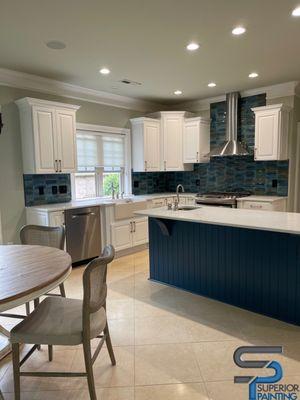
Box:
[0, 245, 72, 307]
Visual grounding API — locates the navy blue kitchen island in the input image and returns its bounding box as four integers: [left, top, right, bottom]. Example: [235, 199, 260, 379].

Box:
[136, 206, 300, 326]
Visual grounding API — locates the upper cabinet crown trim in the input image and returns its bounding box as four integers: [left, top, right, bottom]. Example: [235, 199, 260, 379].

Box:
[15, 97, 81, 111]
[251, 103, 291, 113]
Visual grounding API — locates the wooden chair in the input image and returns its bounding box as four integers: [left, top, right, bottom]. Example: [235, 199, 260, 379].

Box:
[20, 225, 66, 314]
[10, 245, 116, 400]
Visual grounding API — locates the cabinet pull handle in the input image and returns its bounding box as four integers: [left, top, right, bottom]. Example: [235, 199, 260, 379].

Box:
[196, 152, 199, 162]
[54, 160, 58, 172]
[144, 161, 147, 171]
[133, 221, 136, 232]
[164, 161, 166, 171]
[130, 222, 133, 233]
[59, 160, 62, 172]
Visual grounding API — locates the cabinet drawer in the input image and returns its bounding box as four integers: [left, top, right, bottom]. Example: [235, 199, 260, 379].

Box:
[152, 198, 167, 207]
[241, 201, 273, 211]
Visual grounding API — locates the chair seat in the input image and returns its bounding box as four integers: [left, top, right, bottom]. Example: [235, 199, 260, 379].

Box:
[11, 297, 107, 346]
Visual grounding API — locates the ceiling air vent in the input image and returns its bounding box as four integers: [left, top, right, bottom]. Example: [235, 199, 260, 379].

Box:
[119, 79, 142, 86]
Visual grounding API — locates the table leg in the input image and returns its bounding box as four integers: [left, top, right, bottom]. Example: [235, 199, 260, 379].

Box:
[0, 324, 11, 360]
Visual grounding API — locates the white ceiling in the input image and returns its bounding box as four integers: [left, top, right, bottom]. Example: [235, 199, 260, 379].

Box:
[1, 0, 300, 105]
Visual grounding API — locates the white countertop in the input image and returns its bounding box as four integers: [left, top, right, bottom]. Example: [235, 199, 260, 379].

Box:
[26, 193, 196, 212]
[135, 206, 300, 235]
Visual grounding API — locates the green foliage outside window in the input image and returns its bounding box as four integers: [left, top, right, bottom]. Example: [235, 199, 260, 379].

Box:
[103, 173, 120, 196]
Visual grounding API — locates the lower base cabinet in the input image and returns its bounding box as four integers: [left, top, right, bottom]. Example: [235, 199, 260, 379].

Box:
[111, 217, 148, 252]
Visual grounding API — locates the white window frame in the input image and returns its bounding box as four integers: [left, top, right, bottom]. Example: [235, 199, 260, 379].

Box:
[72, 123, 132, 199]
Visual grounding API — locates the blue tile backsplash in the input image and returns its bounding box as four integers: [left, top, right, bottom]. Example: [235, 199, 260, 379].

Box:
[24, 174, 71, 206]
[132, 93, 289, 196]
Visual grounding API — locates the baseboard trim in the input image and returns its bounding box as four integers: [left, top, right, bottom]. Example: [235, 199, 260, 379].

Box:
[115, 243, 148, 258]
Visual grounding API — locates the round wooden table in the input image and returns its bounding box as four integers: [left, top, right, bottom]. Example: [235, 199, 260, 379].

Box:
[0, 245, 72, 359]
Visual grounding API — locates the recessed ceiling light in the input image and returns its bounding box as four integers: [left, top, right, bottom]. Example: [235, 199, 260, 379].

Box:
[208, 82, 216, 87]
[99, 67, 110, 75]
[232, 26, 246, 35]
[186, 42, 200, 51]
[249, 72, 259, 78]
[174, 90, 182, 95]
[46, 40, 66, 50]
[292, 6, 300, 16]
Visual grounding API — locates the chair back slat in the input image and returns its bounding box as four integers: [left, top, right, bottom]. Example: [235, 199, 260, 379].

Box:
[82, 245, 115, 320]
[20, 225, 65, 250]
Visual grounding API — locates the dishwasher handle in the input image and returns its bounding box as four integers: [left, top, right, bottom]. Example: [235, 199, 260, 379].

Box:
[71, 212, 96, 219]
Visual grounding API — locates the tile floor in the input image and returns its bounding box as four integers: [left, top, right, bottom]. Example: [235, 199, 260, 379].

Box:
[1, 249, 300, 399]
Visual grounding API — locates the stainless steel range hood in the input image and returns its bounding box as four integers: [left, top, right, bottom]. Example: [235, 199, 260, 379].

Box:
[208, 92, 249, 157]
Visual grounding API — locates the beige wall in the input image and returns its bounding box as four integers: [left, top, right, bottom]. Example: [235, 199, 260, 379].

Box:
[0, 85, 143, 243]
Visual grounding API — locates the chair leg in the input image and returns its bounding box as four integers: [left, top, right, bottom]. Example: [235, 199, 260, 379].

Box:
[104, 324, 116, 366]
[48, 345, 53, 362]
[33, 298, 41, 350]
[83, 340, 97, 400]
[25, 302, 30, 315]
[59, 283, 66, 298]
[12, 343, 20, 400]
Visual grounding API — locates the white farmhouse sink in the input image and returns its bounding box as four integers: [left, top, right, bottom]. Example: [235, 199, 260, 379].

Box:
[114, 200, 148, 220]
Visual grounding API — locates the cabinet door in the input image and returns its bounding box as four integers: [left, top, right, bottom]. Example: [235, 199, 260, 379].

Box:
[162, 115, 183, 171]
[144, 121, 160, 171]
[254, 112, 279, 160]
[32, 106, 57, 173]
[183, 120, 199, 163]
[111, 221, 132, 251]
[56, 109, 77, 172]
[49, 211, 65, 227]
[132, 218, 148, 246]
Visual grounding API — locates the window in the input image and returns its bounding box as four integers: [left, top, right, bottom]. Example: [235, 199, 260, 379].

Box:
[74, 125, 131, 199]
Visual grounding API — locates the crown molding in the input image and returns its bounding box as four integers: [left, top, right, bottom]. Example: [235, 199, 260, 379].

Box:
[0, 68, 163, 112]
[173, 81, 300, 111]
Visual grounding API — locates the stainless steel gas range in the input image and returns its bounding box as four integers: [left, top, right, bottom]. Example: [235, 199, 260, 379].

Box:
[195, 191, 252, 208]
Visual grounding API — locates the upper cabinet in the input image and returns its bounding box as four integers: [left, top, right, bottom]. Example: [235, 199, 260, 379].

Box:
[161, 111, 191, 171]
[183, 117, 210, 163]
[131, 118, 160, 172]
[131, 112, 195, 172]
[252, 104, 290, 161]
[16, 97, 80, 174]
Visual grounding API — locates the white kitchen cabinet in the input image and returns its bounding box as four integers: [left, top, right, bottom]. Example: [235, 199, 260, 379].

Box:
[16, 97, 80, 174]
[161, 112, 192, 171]
[183, 117, 210, 163]
[55, 109, 77, 172]
[252, 104, 290, 161]
[132, 218, 148, 246]
[111, 219, 133, 251]
[237, 196, 287, 212]
[111, 217, 148, 252]
[131, 118, 160, 172]
[49, 210, 65, 227]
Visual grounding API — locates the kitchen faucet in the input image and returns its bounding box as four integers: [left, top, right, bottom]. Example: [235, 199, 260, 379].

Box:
[176, 184, 185, 204]
[111, 182, 115, 199]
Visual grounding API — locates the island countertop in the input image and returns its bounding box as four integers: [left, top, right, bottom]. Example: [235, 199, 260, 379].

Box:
[135, 206, 300, 235]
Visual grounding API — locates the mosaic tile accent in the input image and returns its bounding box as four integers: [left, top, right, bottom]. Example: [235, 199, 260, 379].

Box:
[132, 93, 289, 196]
[24, 174, 71, 206]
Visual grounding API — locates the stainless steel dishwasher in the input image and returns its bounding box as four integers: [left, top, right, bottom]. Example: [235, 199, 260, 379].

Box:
[65, 206, 101, 264]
